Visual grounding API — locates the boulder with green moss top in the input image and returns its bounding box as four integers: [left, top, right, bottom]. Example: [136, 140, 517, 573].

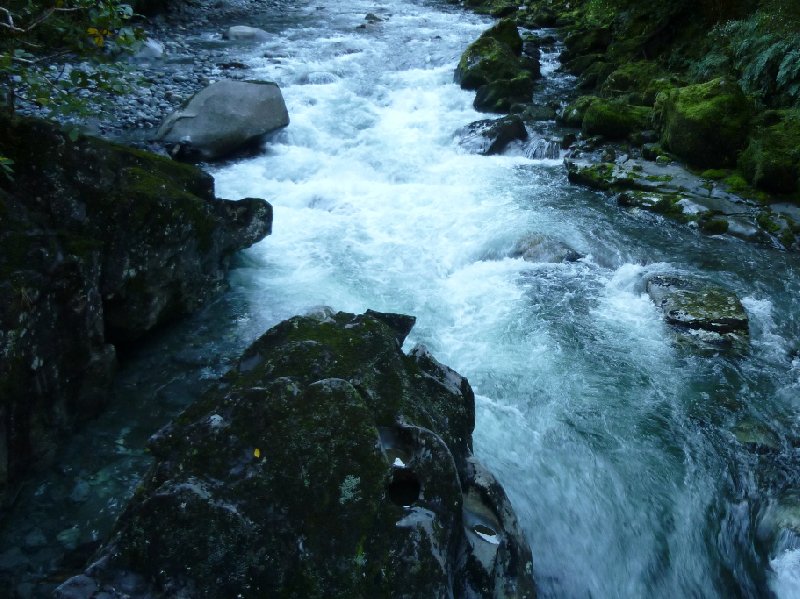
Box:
[455, 21, 539, 113]
[0, 114, 271, 502]
[557, 95, 599, 127]
[654, 78, 752, 168]
[58, 310, 536, 598]
[645, 275, 749, 352]
[738, 109, 800, 194]
[601, 62, 675, 106]
[582, 100, 652, 139]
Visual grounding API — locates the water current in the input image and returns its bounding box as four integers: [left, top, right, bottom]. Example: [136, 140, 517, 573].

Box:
[3, 1, 800, 597]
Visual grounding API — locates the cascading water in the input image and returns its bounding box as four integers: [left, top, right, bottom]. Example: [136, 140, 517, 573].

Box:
[2, 1, 799, 597]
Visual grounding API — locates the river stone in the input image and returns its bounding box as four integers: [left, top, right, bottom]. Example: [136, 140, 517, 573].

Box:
[456, 115, 528, 155]
[511, 234, 582, 263]
[156, 79, 289, 161]
[224, 25, 270, 42]
[646, 275, 749, 351]
[57, 311, 536, 598]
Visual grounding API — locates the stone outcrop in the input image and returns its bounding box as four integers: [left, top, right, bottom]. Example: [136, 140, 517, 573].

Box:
[456, 115, 528, 155]
[645, 275, 749, 352]
[57, 310, 536, 598]
[0, 115, 272, 501]
[157, 79, 289, 161]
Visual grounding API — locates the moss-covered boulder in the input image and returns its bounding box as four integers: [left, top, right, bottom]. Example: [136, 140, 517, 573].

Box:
[582, 100, 652, 139]
[654, 78, 752, 168]
[455, 21, 539, 114]
[464, 0, 519, 17]
[0, 115, 271, 502]
[646, 275, 749, 352]
[557, 95, 599, 127]
[57, 311, 536, 598]
[474, 75, 536, 113]
[601, 62, 675, 105]
[738, 109, 800, 194]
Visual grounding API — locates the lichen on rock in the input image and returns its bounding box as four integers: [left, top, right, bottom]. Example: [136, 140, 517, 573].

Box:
[57, 310, 536, 598]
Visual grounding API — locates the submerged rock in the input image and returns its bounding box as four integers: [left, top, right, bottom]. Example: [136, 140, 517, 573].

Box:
[58, 311, 536, 598]
[157, 79, 289, 161]
[0, 115, 271, 501]
[511, 235, 582, 263]
[223, 25, 270, 42]
[645, 275, 749, 352]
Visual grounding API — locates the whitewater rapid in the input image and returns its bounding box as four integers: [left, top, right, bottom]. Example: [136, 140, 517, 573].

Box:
[205, 1, 800, 597]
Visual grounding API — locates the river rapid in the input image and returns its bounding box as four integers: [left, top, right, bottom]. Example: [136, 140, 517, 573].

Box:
[4, 0, 800, 597]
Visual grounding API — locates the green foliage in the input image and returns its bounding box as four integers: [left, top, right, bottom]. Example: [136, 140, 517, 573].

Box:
[0, 1, 143, 117]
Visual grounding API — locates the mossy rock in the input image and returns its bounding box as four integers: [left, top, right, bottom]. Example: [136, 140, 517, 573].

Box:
[478, 17, 523, 55]
[655, 78, 752, 168]
[577, 60, 617, 91]
[58, 311, 536, 598]
[464, 0, 519, 17]
[474, 75, 535, 113]
[558, 95, 599, 127]
[455, 37, 527, 91]
[582, 100, 652, 139]
[601, 62, 675, 105]
[738, 109, 800, 194]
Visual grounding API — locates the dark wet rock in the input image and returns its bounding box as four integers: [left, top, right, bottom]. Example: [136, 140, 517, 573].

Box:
[157, 79, 289, 161]
[223, 25, 270, 42]
[0, 114, 272, 501]
[457, 115, 528, 155]
[731, 417, 781, 453]
[645, 275, 749, 352]
[57, 311, 536, 598]
[464, 0, 519, 18]
[474, 76, 535, 114]
[654, 78, 752, 168]
[510, 235, 582, 263]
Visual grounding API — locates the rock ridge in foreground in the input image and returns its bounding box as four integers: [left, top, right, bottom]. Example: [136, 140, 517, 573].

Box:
[0, 114, 272, 500]
[58, 310, 536, 598]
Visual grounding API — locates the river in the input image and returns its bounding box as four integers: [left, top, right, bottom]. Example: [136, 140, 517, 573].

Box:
[3, 0, 800, 597]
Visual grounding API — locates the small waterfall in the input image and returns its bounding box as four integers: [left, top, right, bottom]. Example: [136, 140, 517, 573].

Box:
[524, 137, 562, 159]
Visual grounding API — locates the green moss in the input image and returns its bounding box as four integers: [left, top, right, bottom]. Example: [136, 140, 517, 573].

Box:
[723, 173, 749, 192]
[455, 37, 527, 91]
[473, 75, 535, 113]
[558, 95, 599, 127]
[582, 100, 652, 139]
[738, 109, 800, 194]
[699, 215, 730, 234]
[655, 78, 752, 168]
[756, 211, 781, 233]
[478, 18, 523, 55]
[700, 169, 728, 180]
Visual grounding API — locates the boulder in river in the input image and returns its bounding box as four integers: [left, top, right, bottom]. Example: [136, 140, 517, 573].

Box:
[224, 25, 270, 42]
[157, 79, 289, 161]
[0, 114, 272, 503]
[511, 234, 583, 263]
[456, 114, 528, 155]
[57, 310, 536, 598]
[645, 275, 749, 351]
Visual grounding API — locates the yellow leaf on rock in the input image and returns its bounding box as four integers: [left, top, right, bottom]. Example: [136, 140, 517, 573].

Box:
[253, 448, 261, 458]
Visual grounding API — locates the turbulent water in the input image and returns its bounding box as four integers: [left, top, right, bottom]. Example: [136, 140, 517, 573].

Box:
[3, 1, 800, 597]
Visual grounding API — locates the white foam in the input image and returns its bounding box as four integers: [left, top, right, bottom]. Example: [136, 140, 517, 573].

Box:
[770, 548, 800, 598]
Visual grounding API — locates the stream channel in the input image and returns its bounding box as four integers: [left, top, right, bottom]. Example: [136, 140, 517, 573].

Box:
[2, 1, 800, 597]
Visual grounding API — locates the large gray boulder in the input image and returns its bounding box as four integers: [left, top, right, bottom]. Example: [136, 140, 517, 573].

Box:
[57, 310, 536, 598]
[157, 79, 289, 161]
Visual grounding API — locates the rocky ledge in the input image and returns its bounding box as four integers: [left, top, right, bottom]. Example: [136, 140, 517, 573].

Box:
[57, 309, 536, 598]
[0, 115, 272, 502]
